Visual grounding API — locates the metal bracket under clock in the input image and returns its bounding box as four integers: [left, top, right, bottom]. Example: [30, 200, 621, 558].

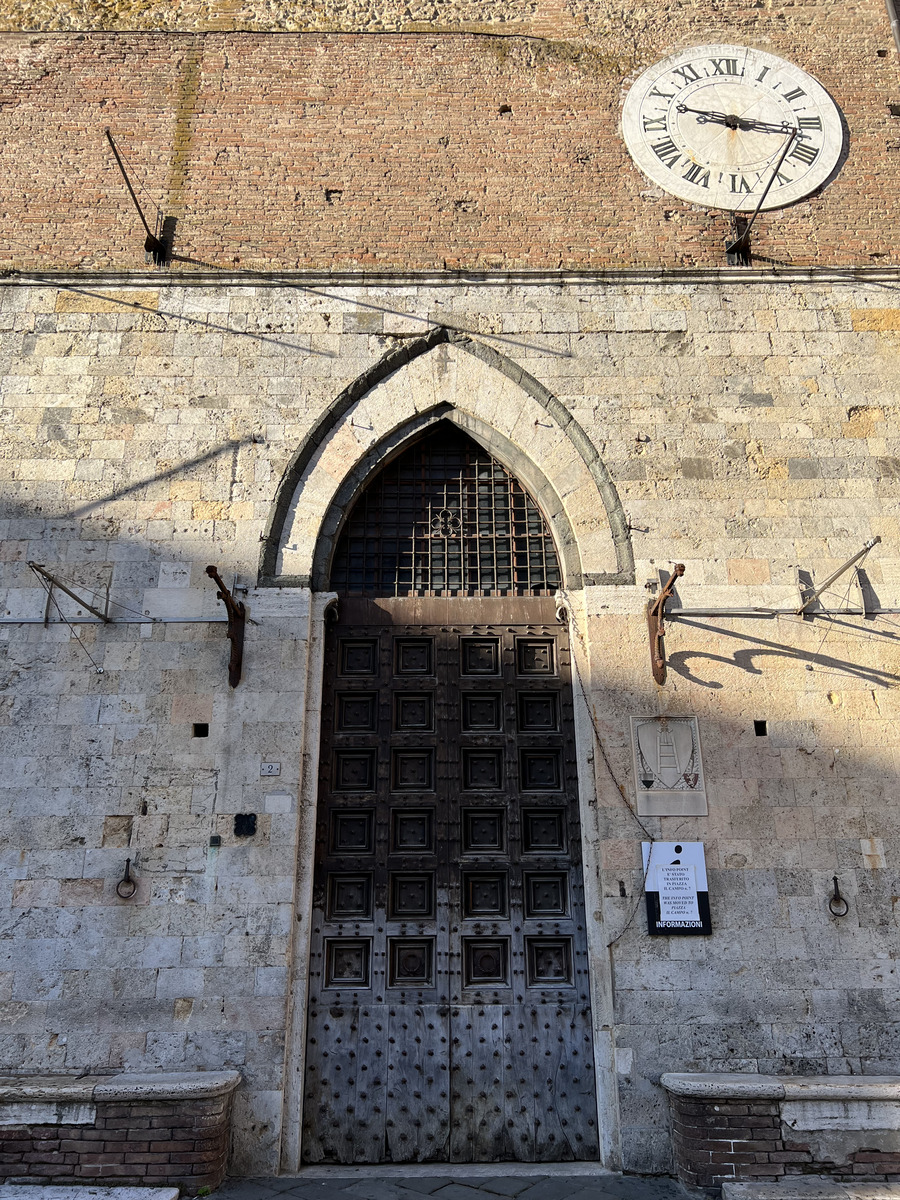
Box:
[726, 214, 752, 265]
[724, 125, 798, 265]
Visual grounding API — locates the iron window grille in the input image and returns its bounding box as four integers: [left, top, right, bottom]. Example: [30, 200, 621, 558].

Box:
[329, 429, 561, 596]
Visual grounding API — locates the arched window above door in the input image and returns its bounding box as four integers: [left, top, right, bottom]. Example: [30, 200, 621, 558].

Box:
[329, 426, 562, 597]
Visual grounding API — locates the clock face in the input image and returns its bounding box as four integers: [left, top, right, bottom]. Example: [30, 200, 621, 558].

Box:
[622, 44, 844, 212]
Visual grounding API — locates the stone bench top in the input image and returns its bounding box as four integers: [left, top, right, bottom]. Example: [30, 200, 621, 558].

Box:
[0, 1071, 241, 1105]
[661, 1072, 900, 1101]
[723, 1181, 900, 1200]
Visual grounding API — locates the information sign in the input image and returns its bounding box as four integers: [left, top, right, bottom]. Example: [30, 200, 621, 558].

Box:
[641, 841, 712, 936]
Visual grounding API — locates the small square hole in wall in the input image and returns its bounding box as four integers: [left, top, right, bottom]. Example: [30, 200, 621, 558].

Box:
[889, 104, 900, 118]
[192, 722, 209, 738]
[234, 813, 257, 837]
[754, 720, 768, 737]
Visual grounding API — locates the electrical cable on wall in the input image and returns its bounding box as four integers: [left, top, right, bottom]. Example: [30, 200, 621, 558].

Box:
[557, 590, 655, 947]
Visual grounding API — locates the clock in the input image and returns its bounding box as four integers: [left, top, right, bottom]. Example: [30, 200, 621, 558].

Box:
[621, 44, 844, 212]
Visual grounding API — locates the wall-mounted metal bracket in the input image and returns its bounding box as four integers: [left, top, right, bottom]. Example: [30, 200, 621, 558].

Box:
[28, 561, 112, 622]
[324, 597, 340, 625]
[206, 565, 246, 687]
[797, 537, 881, 616]
[724, 126, 797, 266]
[105, 129, 170, 265]
[648, 564, 685, 685]
[828, 875, 849, 917]
[115, 857, 137, 900]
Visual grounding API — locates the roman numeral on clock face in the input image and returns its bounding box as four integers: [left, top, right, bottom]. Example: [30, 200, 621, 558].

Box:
[782, 86, 806, 103]
[642, 115, 668, 132]
[789, 140, 820, 166]
[709, 58, 741, 76]
[682, 163, 710, 187]
[672, 63, 702, 84]
[651, 138, 681, 168]
[730, 174, 752, 193]
[798, 116, 822, 130]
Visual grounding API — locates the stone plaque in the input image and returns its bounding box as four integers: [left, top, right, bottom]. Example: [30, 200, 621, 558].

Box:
[630, 715, 707, 816]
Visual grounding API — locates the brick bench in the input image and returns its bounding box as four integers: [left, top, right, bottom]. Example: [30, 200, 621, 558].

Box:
[662, 1073, 900, 1197]
[0, 1071, 240, 1194]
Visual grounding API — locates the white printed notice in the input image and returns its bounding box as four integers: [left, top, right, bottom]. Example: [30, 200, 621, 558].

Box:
[657, 864, 700, 925]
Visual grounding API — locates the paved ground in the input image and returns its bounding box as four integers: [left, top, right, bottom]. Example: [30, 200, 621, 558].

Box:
[214, 1170, 690, 1200]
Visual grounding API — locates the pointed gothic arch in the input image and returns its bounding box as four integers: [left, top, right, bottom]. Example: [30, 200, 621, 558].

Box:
[323, 420, 563, 596]
[259, 328, 634, 589]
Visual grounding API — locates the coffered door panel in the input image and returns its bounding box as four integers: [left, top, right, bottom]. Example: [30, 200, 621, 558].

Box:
[302, 606, 599, 1164]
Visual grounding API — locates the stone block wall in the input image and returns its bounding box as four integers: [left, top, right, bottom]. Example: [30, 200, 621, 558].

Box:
[1, 273, 899, 1174]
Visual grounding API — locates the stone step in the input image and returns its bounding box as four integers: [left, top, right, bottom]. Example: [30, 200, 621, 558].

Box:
[724, 1181, 900, 1200]
[0, 1188, 180, 1200]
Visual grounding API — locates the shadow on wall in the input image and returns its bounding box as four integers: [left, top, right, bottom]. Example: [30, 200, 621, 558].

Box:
[668, 616, 900, 689]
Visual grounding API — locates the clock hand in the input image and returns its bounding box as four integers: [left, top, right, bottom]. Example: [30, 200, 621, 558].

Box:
[676, 104, 795, 134]
[733, 116, 796, 134]
[676, 104, 738, 127]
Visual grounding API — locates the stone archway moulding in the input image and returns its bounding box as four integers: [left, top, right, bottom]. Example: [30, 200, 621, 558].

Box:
[274, 329, 629, 1175]
[259, 327, 635, 588]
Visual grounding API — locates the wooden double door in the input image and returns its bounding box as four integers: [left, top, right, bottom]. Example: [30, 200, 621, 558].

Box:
[302, 598, 600, 1163]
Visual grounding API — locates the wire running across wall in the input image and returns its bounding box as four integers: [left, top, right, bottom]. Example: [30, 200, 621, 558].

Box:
[329, 429, 561, 596]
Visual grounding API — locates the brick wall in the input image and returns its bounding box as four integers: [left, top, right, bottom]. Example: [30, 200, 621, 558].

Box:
[0, 1094, 232, 1193]
[1, 5, 898, 273]
[672, 1095, 796, 1193]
